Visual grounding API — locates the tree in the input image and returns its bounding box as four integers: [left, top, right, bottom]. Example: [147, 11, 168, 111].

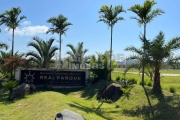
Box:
[0, 50, 12, 73]
[0, 7, 26, 56]
[98, 5, 125, 80]
[129, 0, 164, 86]
[148, 32, 180, 91]
[46, 14, 72, 68]
[66, 42, 89, 69]
[2, 55, 28, 73]
[26, 36, 58, 68]
[90, 51, 118, 81]
[125, 31, 180, 91]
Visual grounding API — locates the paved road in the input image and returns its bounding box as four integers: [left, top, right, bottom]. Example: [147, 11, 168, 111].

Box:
[114, 71, 180, 76]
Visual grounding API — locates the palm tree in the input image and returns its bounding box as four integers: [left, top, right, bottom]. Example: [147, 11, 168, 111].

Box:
[0, 7, 26, 56]
[98, 5, 125, 80]
[26, 36, 58, 68]
[46, 14, 72, 68]
[125, 31, 180, 91]
[129, 0, 164, 86]
[66, 42, 89, 69]
[148, 32, 180, 91]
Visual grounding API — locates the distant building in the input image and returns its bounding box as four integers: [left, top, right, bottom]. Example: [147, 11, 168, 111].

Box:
[116, 59, 139, 68]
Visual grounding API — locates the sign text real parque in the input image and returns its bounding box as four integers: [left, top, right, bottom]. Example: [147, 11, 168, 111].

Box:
[20, 70, 86, 86]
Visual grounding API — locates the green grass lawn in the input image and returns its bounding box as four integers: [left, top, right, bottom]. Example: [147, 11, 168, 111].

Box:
[114, 68, 180, 74]
[112, 72, 180, 94]
[0, 72, 180, 120]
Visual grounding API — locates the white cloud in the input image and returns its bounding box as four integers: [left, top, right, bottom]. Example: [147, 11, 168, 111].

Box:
[5, 21, 49, 36]
[21, 21, 31, 26]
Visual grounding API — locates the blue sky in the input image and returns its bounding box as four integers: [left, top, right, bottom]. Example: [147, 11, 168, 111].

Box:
[0, 0, 180, 61]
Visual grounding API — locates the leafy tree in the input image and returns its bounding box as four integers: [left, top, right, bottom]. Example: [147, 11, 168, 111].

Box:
[0, 7, 26, 56]
[66, 42, 90, 69]
[129, 0, 164, 86]
[98, 5, 125, 80]
[47, 14, 72, 68]
[26, 36, 58, 68]
[2, 55, 28, 73]
[0, 50, 11, 73]
[0, 51, 24, 78]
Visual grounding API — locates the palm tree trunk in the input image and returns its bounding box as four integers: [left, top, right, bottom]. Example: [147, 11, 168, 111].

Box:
[10, 29, 15, 79]
[141, 24, 146, 86]
[12, 29, 14, 56]
[109, 25, 113, 81]
[59, 34, 61, 69]
[153, 66, 161, 91]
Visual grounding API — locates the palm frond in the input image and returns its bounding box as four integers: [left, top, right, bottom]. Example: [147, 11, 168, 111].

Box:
[166, 37, 180, 51]
[125, 46, 143, 55]
[98, 5, 125, 26]
[0, 42, 8, 50]
[67, 44, 76, 55]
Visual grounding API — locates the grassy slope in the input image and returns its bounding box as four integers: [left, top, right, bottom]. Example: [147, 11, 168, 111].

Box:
[0, 70, 180, 120]
[1, 79, 180, 120]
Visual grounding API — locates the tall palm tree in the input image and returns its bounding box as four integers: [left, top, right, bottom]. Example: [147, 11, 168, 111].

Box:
[26, 36, 58, 68]
[129, 0, 164, 86]
[66, 42, 89, 69]
[98, 5, 125, 80]
[0, 7, 26, 56]
[46, 14, 72, 68]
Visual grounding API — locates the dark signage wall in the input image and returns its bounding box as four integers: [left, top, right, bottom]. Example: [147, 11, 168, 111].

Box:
[20, 70, 86, 86]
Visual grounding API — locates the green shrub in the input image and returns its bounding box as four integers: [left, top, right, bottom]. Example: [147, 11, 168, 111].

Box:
[90, 51, 117, 81]
[87, 73, 100, 84]
[116, 76, 121, 81]
[118, 78, 137, 88]
[139, 81, 147, 86]
[2, 80, 19, 93]
[147, 81, 153, 87]
[121, 87, 133, 100]
[128, 78, 137, 84]
[0, 72, 4, 79]
[169, 86, 176, 93]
